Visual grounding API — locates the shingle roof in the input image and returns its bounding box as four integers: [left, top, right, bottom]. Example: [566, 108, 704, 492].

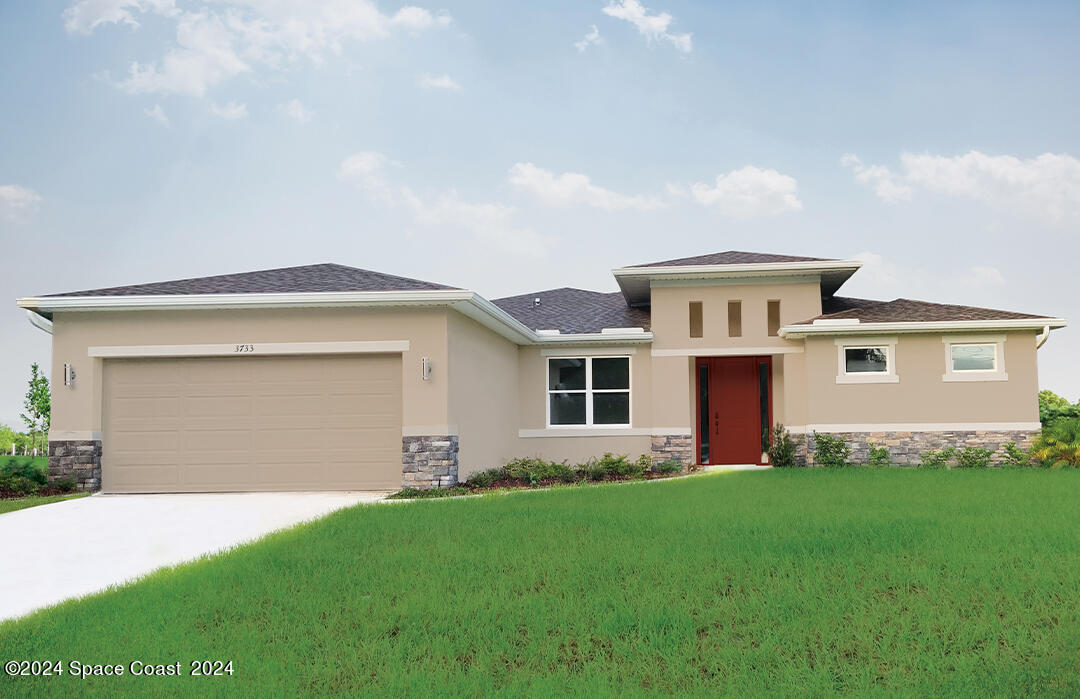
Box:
[627, 250, 834, 268]
[43, 263, 458, 297]
[793, 297, 1052, 325]
[493, 288, 650, 334]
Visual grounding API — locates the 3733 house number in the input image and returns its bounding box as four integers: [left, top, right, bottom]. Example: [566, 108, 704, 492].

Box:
[234, 344, 255, 353]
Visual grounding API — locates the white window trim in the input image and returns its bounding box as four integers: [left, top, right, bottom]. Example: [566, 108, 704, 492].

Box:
[942, 335, 1008, 382]
[546, 355, 632, 428]
[834, 336, 899, 384]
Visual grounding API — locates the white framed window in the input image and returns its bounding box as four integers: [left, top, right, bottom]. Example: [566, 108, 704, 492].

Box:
[943, 336, 1007, 382]
[547, 356, 631, 427]
[835, 337, 899, 384]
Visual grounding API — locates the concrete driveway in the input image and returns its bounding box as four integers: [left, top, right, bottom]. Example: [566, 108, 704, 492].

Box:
[0, 491, 388, 622]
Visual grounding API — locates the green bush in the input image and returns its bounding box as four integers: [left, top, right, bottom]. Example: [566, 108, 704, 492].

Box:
[465, 467, 509, 489]
[652, 459, 683, 475]
[920, 448, 956, 469]
[503, 457, 578, 484]
[1000, 442, 1031, 467]
[53, 477, 77, 493]
[767, 425, 800, 468]
[581, 453, 644, 480]
[1, 457, 48, 485]
[1031, 417, 1080, 468]
[1039, 390, 1080, 427]
[812, 433, 850, 467]
[868, 444, 891, 466]
[954, 446, 993, 469]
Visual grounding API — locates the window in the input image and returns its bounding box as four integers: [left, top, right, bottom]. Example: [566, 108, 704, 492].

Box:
[767, 300, 781, 337]
[942, 336, 1007, 382]
[950, 344, 996, 371]
[548, 356, 630, 426]
[689, 301, 703, 338]
[728, 301, 742, 337]
[835, 337, 899, 384]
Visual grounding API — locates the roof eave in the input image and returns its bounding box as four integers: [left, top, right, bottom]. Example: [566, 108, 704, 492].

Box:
[779, 317, 1068, 338]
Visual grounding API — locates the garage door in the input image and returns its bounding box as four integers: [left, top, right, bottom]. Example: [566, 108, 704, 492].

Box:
[102, 355, 402, 493]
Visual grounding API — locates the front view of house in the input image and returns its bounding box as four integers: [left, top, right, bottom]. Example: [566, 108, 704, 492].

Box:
[18, 251, 1067, 492]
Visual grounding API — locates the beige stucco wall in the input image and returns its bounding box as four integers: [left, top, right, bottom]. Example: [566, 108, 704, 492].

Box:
[801, 330, 1040, 426]
[650, 280, 821, 351]
[446, 312, 519, 477]
[49, 307, 451, 437]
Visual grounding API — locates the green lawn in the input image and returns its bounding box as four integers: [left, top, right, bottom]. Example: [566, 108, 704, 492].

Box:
[2, 469, 1079, 695]
[0, 493, 86, 515]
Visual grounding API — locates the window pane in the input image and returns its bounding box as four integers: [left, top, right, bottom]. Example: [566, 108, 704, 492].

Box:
[728, 300, 742, 337]
[845, 347, 888, 373]
[952, 344, 995, 371]
[592, 357, 629, 389]
[689, 301, 703, 338]
[548, 358, 585, 390]
[593, 392, 630, 424]
[767, 300, 781, 337]
[550, 393, 586, 424]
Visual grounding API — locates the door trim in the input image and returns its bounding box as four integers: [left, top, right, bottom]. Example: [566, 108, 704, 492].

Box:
[695, 356, 773, 466]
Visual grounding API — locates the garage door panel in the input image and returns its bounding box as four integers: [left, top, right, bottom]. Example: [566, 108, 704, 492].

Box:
[103, 355, 402, 493]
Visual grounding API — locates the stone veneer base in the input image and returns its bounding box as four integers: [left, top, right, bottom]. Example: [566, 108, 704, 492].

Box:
[48, 439, 102, 492]
[651, 434, 694, 470]
[402, 435, 460, 489]
[796, 430, 1039, 466]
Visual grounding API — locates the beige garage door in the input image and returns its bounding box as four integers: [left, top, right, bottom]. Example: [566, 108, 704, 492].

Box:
[102, 355, 402, 493]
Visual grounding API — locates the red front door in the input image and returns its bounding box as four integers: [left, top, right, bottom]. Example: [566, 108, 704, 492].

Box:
[695, 356, 772, 465]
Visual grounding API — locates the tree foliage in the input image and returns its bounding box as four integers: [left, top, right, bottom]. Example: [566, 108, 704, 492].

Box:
[20, 362, 51, 454]
[1039, 390, 1080, 426]
[1031, 418, 1080, 468]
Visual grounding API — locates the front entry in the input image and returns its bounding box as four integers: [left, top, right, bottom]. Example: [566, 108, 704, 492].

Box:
[695, 356, 772, 466]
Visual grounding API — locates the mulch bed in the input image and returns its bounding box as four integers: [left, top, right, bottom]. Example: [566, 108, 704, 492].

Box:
[465, 469, 696, 492]
[0, 486, 77, 500]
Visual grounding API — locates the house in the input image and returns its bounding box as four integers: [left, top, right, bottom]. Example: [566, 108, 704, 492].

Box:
[17, 251, 1067, 492]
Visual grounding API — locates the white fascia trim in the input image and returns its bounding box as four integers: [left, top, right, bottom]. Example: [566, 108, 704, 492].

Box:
[787, 422, 1041, 434]
[88, 340, 410, 358]
[780, 318, 1068, 337]
[612, 260, 863, 280]
[519, 428, 653, 438]
[18, 290, 650, 348]
[25, 310, 53, 335]
[541, 347, 637, 357]
[652, 345, 803, 357]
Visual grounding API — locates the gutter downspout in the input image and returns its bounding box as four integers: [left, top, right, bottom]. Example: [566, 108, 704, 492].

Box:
[1035, 324, 1051, 350]
[25, 310, 53, 335]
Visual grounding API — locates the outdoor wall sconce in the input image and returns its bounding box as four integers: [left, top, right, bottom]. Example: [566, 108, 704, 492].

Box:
[422, 357, 432, 381]
[64, 363, 76, 387]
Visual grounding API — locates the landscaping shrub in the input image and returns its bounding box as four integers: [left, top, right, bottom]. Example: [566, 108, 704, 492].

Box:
[1001, 441, 1032, 467]
[868, 444, 891, 466]
[954, 446, 993, 469]
[465, 467, 509, 489]
[920, 448, 956, 469]
[812, 433, 850, 467]
[652, 459, 683, 475]
[52, 477, 77, 493]
[1031, 417, 1080, 468]
[582, 453, 644, 480]
[503, 457, 578, 484]
[767, 424, 799, 468]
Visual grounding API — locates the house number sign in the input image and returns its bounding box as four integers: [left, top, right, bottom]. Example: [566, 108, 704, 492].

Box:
[234, 344, 255, 353]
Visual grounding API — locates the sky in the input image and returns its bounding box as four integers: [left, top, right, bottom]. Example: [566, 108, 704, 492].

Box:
[1, 0, 1078, 428]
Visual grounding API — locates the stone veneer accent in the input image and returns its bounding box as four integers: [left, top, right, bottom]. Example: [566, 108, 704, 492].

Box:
[797, 430, 1040, 466]
[402, 435, 460, 489]
[48, 439, 102, 492]
[651, 434, 694, 469]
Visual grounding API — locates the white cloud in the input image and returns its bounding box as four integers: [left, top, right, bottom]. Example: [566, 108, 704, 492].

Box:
[418, 73, 460, 90]
[602, 0, 692, 53]
[575, 25, 602, 52]
[843, 150, 1080, 221]
[144, 103, 169, 126]
[67, 1, 451, 97]
[851, 251, 898, 286]
[63, 0, 177, 35]
[210, 100, 248, 119]
[339, 153, 549, 257]
[0, 185, 42, 221]
[966, 265, 1005, 286]
[508, 162, 665, 211]
[688, 166, 803, 217]
[277, 98, 313, 122]
[841, 153, 912, 204]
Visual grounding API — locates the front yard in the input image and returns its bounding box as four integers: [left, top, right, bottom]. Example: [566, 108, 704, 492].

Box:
[1, 469, 1079, 695]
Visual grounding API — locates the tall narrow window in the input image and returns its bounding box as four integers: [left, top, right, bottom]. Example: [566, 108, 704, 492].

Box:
[759, 362, 770, 452]
[727, 301, 742, 337]
[689, 301, 703, 338]
[767, 300, 781, 337]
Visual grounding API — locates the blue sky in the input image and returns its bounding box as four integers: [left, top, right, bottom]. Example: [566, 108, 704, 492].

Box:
[1, 0, 1078, 427]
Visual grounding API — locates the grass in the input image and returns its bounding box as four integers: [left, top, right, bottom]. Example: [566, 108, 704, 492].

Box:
[2, 469, 1079, 695]
[0, 493, 87, 515]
